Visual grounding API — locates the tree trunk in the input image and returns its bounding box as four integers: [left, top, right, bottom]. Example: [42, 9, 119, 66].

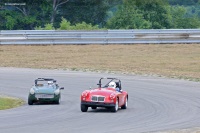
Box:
[50, 0, 57, 24]
[50, 0, 69, 24]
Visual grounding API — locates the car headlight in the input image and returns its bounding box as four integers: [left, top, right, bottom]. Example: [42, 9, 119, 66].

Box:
[30, 88, 35, 95]
[110, 93, 116, 100]
[82, 91, 89, 98]
[54, 89, 60, 95]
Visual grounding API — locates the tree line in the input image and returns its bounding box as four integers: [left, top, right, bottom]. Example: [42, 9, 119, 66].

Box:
[0, 0, 200, 30]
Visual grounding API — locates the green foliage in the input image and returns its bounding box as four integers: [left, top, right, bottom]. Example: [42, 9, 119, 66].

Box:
[35, 23, 55, 30]
[170, 6, 200, 28]
[134, 0, 173, 29]
[36, 18, 100, 30]
[34, 26, 43, 30]
[167, 0, 198, 5]
[106, 0, 153, 29]
[0, 0, 46, 30]
[60, 0, 118, 28]
[59, 17, 72, 30]
[72, 22, 99, 30]
[5, 16, 16, 30]
[58, 18, 99, 30]
[44, 23, 55, 30]
[106, 6, 151, 29]
[106, 0, 200, 29]
[1, 0, 200, 30]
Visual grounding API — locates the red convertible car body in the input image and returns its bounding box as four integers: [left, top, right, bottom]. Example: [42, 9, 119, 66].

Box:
[80, 77, 128, 112]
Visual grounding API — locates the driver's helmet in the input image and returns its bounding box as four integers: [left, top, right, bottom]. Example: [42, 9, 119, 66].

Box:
[48, 80, 53, 85]
[108, 82, 116, 88]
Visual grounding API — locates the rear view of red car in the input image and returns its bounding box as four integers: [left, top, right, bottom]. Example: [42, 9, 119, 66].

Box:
[80, 77, 128, 112]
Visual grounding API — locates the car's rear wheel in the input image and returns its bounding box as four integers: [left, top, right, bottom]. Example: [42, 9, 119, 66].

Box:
[110, 98, 119, 112]
[91, 107, 97, 109]
[28, 99, 33, 105]
[121, 96, 128, 109]
[81, 104, 88, 112]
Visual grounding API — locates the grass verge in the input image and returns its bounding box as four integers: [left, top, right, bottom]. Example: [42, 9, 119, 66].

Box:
[0, 44, 199, 81]
[0, 96, 24, 110]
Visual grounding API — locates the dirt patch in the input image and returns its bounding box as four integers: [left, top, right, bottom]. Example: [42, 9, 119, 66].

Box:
[0, 44, 199, 81]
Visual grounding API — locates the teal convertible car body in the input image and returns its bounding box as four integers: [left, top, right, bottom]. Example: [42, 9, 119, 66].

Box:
[28, 78, 64, 105]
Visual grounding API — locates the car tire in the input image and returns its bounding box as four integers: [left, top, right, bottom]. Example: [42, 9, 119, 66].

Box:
[110, 98, 119, 112]
[91, 107, 97, 109]
[81, 104, 88, 112]
[55, 97, 60, 104]
[28, 99, 33, 105]
[121, 96, 128, 109]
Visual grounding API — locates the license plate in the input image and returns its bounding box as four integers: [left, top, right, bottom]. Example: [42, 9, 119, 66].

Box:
[35, 94, 54, 98]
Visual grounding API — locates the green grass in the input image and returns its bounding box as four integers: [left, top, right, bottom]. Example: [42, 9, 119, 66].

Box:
[0, 96, 24, 110]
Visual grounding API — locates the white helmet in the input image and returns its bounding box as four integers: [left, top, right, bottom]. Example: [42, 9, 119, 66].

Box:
[108, 82, 116, 88]
[48, 81, 53, 85]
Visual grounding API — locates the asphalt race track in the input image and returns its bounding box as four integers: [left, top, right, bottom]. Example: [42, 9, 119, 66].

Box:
[0, 67, 200, 133]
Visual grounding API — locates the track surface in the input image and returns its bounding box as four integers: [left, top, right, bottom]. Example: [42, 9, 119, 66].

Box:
[0, 68, 200, 133]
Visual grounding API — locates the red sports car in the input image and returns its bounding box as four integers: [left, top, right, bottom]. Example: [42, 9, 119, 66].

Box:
[80, 77, 128, 112]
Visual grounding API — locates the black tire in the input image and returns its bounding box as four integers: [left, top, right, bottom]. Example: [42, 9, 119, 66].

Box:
[91, 107, 97, 109]
[110, 98, 119, 112]
[55, 98, 60, 104]
[28, 99, 33, 105]
[55, 100, 60, 104]
[81, 104, 88, 112]
[121, 96, 128, 109]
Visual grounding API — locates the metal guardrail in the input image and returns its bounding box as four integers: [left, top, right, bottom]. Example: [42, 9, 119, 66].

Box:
[0, 29, 200, 45]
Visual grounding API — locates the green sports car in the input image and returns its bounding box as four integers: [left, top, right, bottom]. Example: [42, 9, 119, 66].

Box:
[28, 78, 64, 105]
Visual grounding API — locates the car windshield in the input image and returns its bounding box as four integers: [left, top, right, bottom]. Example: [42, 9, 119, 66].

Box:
[36, 80, 55, 86]
[100, 78, 119, 89]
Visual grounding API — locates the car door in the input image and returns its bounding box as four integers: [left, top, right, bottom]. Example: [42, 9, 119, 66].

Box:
[117, 91, 125, 106]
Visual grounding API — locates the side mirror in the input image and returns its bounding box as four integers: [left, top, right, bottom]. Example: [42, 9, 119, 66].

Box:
[60, 87, 64, 90]
[97, 83, 101, 87]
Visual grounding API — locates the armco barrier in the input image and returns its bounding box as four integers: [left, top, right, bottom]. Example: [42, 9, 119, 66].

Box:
[0, 29, 200, 45]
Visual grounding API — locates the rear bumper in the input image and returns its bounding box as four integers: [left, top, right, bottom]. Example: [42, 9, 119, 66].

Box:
[81, 101, 115, 107]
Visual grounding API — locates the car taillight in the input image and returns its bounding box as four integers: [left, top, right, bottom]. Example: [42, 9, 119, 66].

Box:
[110, 93, 115, 100]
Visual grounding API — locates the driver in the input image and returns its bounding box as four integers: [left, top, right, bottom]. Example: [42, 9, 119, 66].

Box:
[48, 81, 54, 86]
[108, 82, 120, 92]
[108, 82, 116, 88]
